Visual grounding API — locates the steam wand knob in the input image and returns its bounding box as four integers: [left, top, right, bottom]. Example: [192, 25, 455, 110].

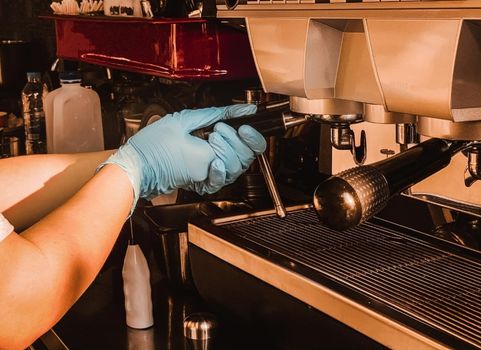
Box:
[313, 138, 465, 231]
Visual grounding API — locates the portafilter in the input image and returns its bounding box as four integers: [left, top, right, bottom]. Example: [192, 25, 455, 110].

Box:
[313, 138, 467, 231]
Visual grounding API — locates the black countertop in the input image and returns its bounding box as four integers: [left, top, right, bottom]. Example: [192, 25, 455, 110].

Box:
[53, 255, 274, 350]
[54, 264, 197, 350]
[48, 197, 281, 350]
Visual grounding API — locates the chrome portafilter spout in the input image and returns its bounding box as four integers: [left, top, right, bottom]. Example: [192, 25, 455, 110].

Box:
[313, 138, 467, 231]
[464, 144, 481, 187]
[307, 113, 367, 165]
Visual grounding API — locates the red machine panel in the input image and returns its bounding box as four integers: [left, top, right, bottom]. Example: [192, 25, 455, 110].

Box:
[46, 15, 258, 81]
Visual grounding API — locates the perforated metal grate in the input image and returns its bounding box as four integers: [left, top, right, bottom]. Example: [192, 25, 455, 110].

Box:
[220, 209, 481, 348]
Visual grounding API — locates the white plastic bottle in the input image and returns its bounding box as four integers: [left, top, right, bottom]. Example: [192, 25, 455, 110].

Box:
[44, 71, 104, 153]
[122, 242, 154, 329]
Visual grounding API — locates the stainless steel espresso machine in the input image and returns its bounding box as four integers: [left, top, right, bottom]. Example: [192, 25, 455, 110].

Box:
[184, 2, 481, 349]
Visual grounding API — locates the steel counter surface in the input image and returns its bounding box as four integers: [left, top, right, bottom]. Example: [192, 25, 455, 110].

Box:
[188, 206, 481, 350]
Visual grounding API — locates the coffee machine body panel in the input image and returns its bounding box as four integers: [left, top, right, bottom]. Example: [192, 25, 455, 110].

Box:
[178, 3, 481, 349]
[236, 5, 481, 215]
[245, 13, 481, 122]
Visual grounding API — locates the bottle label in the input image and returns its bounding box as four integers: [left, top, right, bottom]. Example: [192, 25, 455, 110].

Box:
[24, 111, 46, 154]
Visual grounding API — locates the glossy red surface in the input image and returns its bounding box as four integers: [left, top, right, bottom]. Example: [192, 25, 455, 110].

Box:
[46, 15, 258, 81]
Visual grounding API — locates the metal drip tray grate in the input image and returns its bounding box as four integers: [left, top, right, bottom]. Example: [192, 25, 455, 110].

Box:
[219, 208, 481, 348]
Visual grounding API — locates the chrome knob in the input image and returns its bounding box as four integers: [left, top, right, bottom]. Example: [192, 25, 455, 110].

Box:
[183, 312, 217, 350]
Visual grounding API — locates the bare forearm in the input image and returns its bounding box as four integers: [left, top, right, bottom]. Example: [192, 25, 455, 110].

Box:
[0, 164, 132, 349]
[0, 151, 114, 230]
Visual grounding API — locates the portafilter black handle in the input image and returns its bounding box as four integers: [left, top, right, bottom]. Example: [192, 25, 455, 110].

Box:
[313, 138, 465, 231]
[191, 104, 301, 139]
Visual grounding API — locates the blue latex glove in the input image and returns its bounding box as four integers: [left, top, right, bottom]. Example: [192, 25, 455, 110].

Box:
[99, 104, 266, 211]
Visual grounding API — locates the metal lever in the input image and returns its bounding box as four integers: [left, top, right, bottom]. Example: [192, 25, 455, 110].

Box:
[257, 152, 287, 218]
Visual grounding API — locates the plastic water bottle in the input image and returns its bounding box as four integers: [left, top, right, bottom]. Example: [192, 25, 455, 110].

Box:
[21, 72, 48, 154]
[44, 71, 104, 153]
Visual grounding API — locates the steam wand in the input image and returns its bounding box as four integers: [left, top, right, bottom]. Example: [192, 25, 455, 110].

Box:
[257, 152, 287, 218]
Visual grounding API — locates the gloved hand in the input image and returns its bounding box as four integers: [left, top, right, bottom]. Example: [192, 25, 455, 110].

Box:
[99, 104, 266, 212]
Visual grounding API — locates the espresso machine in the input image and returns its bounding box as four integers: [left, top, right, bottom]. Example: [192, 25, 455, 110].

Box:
[183, 2, 481, 349]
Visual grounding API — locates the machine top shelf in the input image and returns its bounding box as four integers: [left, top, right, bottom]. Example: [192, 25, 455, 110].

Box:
[215, 0, 481, 19]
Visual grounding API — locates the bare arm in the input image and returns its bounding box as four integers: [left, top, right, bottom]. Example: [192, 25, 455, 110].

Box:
[0, 164, 132, 350]
[0, 151, 114, 230]
[0, 105, 266, 350]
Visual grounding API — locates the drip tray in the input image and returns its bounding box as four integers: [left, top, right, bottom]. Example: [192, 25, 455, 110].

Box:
[188, 206, 481, 350]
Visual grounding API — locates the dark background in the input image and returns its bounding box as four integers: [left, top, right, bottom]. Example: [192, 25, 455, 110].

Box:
[0, 0, 56, 71]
